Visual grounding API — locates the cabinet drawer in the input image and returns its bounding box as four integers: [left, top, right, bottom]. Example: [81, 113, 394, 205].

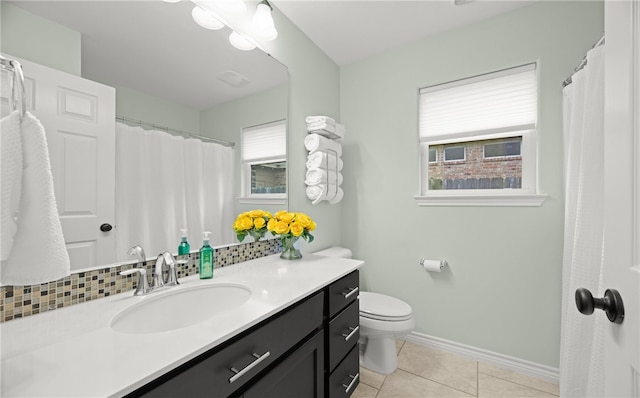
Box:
[328, 300, 359, 372]
[136, 292, 324, 398]
[328, 271, 359, 318]
[328, 345, 360, 398]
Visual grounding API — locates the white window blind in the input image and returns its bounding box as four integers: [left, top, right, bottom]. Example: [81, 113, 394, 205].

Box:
[419, 64, 536, 139]
[242, 121, 286, 162]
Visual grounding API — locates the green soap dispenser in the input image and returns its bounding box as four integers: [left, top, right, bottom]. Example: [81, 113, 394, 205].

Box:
[178, 228, 190, 255]
[199, 231, 214, 279]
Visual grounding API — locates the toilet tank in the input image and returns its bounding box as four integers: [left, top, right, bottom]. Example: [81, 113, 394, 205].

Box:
[313, 246, 352, 259]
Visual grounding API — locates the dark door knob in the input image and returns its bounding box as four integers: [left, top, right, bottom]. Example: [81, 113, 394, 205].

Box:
[575, 288, 624, 324]
[99, 223, 113, 232]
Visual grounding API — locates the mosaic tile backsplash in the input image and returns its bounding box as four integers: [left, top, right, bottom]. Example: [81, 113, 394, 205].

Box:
[0, 238, 282, 323]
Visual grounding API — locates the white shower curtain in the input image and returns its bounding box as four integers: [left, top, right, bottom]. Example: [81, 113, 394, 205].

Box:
[559, 44, 605, 397]
[115, 123, 234, 261]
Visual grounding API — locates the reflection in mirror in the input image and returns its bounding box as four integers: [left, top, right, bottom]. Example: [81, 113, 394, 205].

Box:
[251, 162, 287, 194]
[2, 0, 288, 274]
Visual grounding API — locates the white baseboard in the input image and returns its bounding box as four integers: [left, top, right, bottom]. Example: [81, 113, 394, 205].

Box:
[403, 331, 560, 384]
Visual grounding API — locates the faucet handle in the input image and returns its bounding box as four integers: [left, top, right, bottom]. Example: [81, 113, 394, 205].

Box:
[166, 260, 185, 287]
[120, 268, 151, 296]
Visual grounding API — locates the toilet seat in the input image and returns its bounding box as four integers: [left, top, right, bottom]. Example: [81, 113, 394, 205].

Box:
[359, 291, 413, 321]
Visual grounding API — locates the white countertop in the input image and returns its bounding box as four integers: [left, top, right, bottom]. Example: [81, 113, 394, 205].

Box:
[0, 253, 364, 397]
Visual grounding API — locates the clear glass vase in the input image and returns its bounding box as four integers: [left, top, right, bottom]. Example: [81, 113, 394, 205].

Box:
[248, 230, 263, 242]
[280, 236, 302, 260]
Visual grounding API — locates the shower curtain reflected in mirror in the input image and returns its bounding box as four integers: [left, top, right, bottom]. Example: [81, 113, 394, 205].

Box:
[560, 44, 605, 397]
[115, 123, 234, 261]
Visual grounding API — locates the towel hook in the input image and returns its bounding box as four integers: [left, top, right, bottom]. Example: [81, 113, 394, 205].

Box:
[3, 58, 26, 119]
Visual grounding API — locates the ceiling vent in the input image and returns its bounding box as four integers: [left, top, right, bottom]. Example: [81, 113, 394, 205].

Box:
[216, 70, 250, 87]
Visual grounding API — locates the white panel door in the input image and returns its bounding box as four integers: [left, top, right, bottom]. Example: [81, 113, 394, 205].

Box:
[602, 1, 640, 396]
[2, 55, 116, 271]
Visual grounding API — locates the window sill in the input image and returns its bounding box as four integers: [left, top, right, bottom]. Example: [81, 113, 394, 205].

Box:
[238, 197, 287, 205]
[414, 193, 547, 207]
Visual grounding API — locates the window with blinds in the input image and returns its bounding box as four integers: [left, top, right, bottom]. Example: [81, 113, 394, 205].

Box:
[416, 64, 545, 206]
[242, 120, 286, 198]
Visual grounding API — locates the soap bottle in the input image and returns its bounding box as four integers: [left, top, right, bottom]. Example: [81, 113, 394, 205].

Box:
[199, 231, 214, 279]
[178, 228, 190, 255]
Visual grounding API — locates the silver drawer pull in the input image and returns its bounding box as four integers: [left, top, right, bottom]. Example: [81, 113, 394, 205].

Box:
[341, 326, 360, 342]
[342, 373, 360, 394]
[342, 286, 359, 299]
[229, 351, 271, 384]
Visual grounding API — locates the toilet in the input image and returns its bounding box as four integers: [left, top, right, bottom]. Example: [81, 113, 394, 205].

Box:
[314, 247, 415, 375]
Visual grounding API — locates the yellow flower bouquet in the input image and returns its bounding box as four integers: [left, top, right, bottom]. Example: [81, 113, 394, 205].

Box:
[233, 209, 272, 242]
[268, 211, 317, 259]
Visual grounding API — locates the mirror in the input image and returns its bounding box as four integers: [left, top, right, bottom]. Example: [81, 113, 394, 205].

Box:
[2, 1, 288, 272]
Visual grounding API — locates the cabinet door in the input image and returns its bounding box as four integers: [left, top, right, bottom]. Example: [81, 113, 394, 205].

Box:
[243, 331, 324, 398]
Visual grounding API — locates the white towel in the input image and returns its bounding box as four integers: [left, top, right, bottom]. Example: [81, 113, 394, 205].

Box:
[1, 112, 70, 285]
[329, 187, 344, 204]
[305, 184, 343, 205]
[307, 123, 345, 141]
[305, 115, 336, 126]
[305, 168, 343, 186]
[304, 133, 342, 156]
[306, 151, 343, 171]
[1, 111, 23, 262]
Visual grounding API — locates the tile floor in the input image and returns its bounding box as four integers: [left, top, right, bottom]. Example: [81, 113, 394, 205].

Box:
[352, 340, 559, 398]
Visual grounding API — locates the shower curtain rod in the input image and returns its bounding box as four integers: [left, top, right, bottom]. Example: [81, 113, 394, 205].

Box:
[116, 115, 235, 147]
[562, 34, 605, 88]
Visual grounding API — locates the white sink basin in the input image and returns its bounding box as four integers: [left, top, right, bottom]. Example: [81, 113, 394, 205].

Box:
[110, 284, 252, 334]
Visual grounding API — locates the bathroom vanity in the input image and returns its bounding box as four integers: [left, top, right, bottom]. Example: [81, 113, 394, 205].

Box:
[0, 254, 363, 397]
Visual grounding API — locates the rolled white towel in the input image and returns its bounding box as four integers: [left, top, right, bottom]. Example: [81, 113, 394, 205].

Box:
[306, 185, 325, 201]
[329, 187, 344, 204]
[305, 115, 336, 126]
[304, 133, 342, 156]
[305, 168, 343, 186]
[305, 184, 343, 205]
[1, 111, 23, 261]
[306, 151, 343, 171]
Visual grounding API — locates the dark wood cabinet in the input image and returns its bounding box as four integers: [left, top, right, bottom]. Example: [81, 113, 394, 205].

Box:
[325, 271, 360, 397]
[243, 331, 324, 398]
[128, 270, 360, 398]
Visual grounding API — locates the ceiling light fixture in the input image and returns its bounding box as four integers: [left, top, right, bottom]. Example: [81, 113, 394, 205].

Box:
[229, 31, 257, 51]
[192, 6, 225, 30]
[187, 0, 278, 51]
[252, 0, 278, 41]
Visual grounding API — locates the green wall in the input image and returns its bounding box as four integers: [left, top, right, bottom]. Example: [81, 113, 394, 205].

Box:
[339, 1, 603, 367]
[1, 3, 81, 75]
[260, 8, 343, 253]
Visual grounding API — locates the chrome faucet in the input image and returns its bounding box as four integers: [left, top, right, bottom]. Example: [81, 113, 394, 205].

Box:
[152, 251, 180, 289]
[120, 245, 152, 295]
[119, 246, 180, 296]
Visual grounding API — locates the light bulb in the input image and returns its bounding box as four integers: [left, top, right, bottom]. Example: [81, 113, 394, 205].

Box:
[253, 2, 274, 30]
[229, 31, 256, 51]
[192, 6, 225, 30]
[252, 1, 278, 41]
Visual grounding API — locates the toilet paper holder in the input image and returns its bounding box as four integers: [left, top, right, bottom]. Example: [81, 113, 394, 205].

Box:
[419, 258, 448, 272]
